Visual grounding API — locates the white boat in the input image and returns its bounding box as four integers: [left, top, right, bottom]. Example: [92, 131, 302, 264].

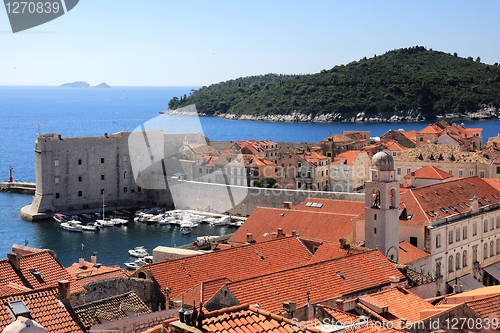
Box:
[111, 217, 128, 226]
[180, 226, 192, 234]
[81, 222, 100, 232]
[158, 216, 175, 225]
[61, 220, 82, 232]
[229, 221, 244, 227]
[211, 216, 231, 226]
[180, 221, 198, 228]
[128, 246, 149, 258]
[94, 193, 114, 226]
[53, 213, 67, 223]
[124, 258, 146, 270]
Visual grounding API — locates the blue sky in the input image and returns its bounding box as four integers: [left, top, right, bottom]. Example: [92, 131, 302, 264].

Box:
[1, 0, 500, 86]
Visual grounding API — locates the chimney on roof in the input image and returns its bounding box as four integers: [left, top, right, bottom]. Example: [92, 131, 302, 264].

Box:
[335, 299, 344, 311]
[277, 228, 283, 238]
[246, 233, 253, 243]
[339, 238, 347, 249]
[79, 258, 85, 269]
[283, 202, 292, 209]
[389, 276, 400, 288]
[7, 252, 22, 270]
[292, 230, 297, 237]
[58, 280, 71, 305]
[91, 254, 97, 265]
[470, 196, 479, 213]
[104, 133, 108, 138]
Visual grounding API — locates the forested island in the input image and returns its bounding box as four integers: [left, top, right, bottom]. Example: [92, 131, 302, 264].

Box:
[166, 46, 500, 122]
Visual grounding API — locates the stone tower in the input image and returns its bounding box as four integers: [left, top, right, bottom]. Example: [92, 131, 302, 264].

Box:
[364, 151, 400, 262]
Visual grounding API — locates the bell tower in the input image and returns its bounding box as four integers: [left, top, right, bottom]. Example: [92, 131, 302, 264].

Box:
[365, 151, 399, 262]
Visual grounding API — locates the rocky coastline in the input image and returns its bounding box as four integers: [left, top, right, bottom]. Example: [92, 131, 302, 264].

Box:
[161, 105, 500, 123]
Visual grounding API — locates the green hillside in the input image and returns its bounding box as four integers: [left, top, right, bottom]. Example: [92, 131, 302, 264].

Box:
[168, 46, 500, 119]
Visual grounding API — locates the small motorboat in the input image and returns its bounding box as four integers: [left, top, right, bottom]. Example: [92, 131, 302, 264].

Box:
[180, 226, 193, 234]
[60, 220, 82, 232]
[211, 216, 231, 226]
[95, 219, 114, 227]
[111, 217, 128, 226]
[81, 222, 100, 232]
[53, 213, 67, 223]
[124, 258, 146, 270]
[128, 246, 149, 258]
[229, 221, 244, 227]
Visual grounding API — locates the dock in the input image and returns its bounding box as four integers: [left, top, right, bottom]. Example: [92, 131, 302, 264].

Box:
[0, 181, 36, 194]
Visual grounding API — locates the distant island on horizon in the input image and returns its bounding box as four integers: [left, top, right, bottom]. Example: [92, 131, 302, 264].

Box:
[60, 81, 111, 88]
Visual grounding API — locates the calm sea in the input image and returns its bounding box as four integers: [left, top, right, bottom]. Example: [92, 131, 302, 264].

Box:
[1, 85, 500, 267]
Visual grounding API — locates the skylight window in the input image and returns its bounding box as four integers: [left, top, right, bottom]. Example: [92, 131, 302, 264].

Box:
[449, 206, 458, 212]
[431, 210, 439, 216]
[426, 212, 434, 217]
[457, 204, 464, 209]
[464, 202, 470, 207]
[306, 202, 324, 208]
[440, 208, 449, 214]
[336, 271, 345, 279]
[8, 301, 30, 319]
[407, 215, 413, 220]
[305, 202, 312, 207]
[483, 197, 491, 203]
[493, 195, 499, 200]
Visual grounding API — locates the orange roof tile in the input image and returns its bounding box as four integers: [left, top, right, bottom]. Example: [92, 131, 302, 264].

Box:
[0, 251, 85, 295]
[317, 304, 358, 324]
[0, 287, 85, 332]
[165, 304, 323, 333]
[220, 251, 405, 313]
[76, 268, 129, 286]
[321, 134, 354, 143]
[482, 178, 500, 192]
[232, 140, 278, 154]
[228, 207, 354, 244]
[398, 241, 430, 265]
[403, 165, 452, 180]
[145, 237, 313, 298]
[402, 130, 417, 143]
[212, 153, 275, 167]
[66, 259, 122, 280]
[384, 141, 407, 151]
[298, 151, 329, 167]
[399, 177, 500, 226]
[465, 293, 500, 319]
[356, 287, 436, 326]
[172, 278, 232, 307]
[292, 198, 364, 215]
[0, 283, 32, 297]
[417, 124, 443, 134]
[309, 242, 365, 264]
[332, 151, 366, 165]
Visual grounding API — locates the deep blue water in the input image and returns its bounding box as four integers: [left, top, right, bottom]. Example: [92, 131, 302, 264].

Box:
[2, 85, 500, 267]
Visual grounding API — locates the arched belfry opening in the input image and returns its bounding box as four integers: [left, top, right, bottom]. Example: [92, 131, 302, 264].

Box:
[372, 188, 381, 208]
[389, 187, 397, 209]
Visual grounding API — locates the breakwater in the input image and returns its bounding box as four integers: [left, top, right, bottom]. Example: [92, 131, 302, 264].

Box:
[0, 182, 35, 194]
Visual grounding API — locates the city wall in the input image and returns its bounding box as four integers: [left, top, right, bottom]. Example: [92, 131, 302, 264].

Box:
[169, 179, 364, 216]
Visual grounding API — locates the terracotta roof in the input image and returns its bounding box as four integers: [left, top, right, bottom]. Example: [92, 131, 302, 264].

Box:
[332, 151, 366, 165]
[220, 250, 405, 313]
[384, 141, 407, 151]
[482, 178, 500, 192]
[0, 287, 85, 332]
[446, 125, 473, 139]
[355, 287, 435, 327]
[212, 153, 275, 167]
[298, 151, 329, 167]
[228, 207, 354, 244]
[321, 134, 354, 143]
[231, 140, 278, 153]
[0, 251, 85, 295]
[66, 259, 122, 279]
[399, 176, 500, 226]
[171, 278, 232, 307]
[164, 304, 324, 333]
[0, 283, 32, 297]
[74, 292, 151, 328]
[402, 130, 417, 143]
[394, 144, 492, 164]
[309, 242, 365, 264]
[145, 237, 313, 298]
[403, 165, 452, 180]
[76, 268, 129, 286]
[465, 293, 500, 319]
[292, 198, 364, 215]
[398, 241, 430, 265]
[417, 124, 443, 134]
[317, 304, 358, 324]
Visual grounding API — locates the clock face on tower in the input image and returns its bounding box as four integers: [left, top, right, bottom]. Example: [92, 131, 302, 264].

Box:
[387, 246, 399, 262]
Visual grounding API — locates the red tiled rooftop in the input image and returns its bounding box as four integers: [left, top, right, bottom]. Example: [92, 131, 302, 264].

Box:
[145, 237, 313, 299]
[356, 287, 436, 326]
[465, 292, 500, 319]
[384, 141, 407, 151]
[292, 197, 364, 215]
[0, 283, 32, 297]
[399, 177, 500, 226]
[417, 124, 443, 134]
[229, 207, 355, 244]
[0, 287, 85, 332]
[398, 241, 430, 265]
[403, 165, 452, 180]
[299, 151, 329, 167]
[0, 251, 85, 295]
[220, 250, 405, 313]
[171, 278, 232, 307]
[332, 151, 366, 165]
[308, 242, 365, 264]
[402, 130, 417, 143]
[76, 268, 129, 286]
[232, 140, 278, 154]
[66, 259, 122, 280]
